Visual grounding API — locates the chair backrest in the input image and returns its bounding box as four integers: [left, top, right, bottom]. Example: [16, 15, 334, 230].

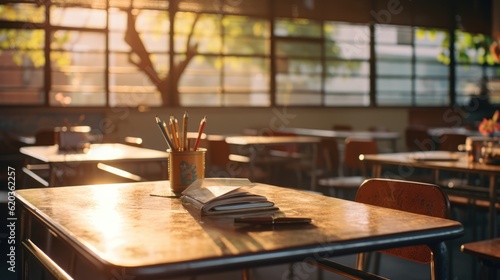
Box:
[35, 129, 57, 145]
[318, 138, 340, 176]
[405, 125, 433, 151]
[438, 133, 467, 151]
[206, 136, 231, 168]
[355, 178, 450, 264]
[343, 138, 377, 172]
[332, 124, 352, 131]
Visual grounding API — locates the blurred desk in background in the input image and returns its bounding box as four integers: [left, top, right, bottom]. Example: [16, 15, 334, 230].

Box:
[20, 143, 169, 187]
[362, 151, 500, 239]
[278, 127, 400, 152]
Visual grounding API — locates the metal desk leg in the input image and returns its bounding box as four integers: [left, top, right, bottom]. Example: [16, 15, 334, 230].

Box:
[429, 241, 450, 280]
[488, 174, 497, 238]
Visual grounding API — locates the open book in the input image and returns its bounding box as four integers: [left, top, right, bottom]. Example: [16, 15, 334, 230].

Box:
[180, 178, 278, 215]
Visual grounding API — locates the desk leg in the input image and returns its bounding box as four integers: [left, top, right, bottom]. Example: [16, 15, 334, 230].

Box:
[310, 143, 317, 191]
[429, 241, 450, 280]
[488, 175, 497, 238]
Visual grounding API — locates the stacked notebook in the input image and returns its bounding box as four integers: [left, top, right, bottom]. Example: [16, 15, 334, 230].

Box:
[180, 178, 278, 215]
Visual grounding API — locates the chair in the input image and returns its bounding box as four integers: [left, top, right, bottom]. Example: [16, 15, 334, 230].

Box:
[438, 133, 467, 152]
[286, 137, 340, 188]
[405, 125, 434, 151]
[315, 178, 451, 280]
[206, 136, 269, 182]
[332, 124, 352, 131]
[318, 138, 377, 199]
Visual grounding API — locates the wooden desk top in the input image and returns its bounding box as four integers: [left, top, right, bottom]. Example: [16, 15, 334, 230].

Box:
[278, 127, 400, 140]
[16, 181, 463, 277]
[461, 238, 500, 263]
[20, 143, 169, 163]
[224, 135, 321, 145]
[362, 151, 500, 174]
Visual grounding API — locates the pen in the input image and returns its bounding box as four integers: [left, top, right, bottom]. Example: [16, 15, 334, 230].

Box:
[234, 217, 312, 225]
[193, 115, 206, 151]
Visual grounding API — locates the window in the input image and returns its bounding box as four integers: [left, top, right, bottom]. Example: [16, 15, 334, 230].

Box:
[0, 3, 45, 105]
[0, 1, 497, 108]
[323, 22, 370, 106]
[454, 31, 500, 106]
[375, 25, 449, 106]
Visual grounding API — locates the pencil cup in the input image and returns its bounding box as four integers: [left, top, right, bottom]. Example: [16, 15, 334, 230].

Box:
[168, 148, 206, 194]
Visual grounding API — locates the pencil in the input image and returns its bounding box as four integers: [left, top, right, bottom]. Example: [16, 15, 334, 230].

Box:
[193, 115, 206, 151]
[162, 121, 175, 150]
[169, 115, 180, 150]
[182, 111, 188, 151]
[155, 115, 173, 149]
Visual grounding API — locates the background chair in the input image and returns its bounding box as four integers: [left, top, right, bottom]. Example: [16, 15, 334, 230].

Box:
[315, 178, 452, 280]
[332, 124, 353, 131]
[286, 137, 340, 189]
[317, 138, 377, 199]
[405, 125, 434, 151]
[438, 133, 467, 152]
[206, 136, 269, 182]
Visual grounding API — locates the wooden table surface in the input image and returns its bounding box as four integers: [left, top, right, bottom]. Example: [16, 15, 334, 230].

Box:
[20, 143, 169, 163]
[17, 180, 463, 279]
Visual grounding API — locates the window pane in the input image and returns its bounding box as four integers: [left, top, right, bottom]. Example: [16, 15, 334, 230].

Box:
[223, 57, 269, 92]
[0, 29, 45, 105]
[275, 41, 322, 58]
[50, 31, 106, 106]
[51, 6, 106, 29]
[0, 3, 45, 23]
[274, 18, 321, 37]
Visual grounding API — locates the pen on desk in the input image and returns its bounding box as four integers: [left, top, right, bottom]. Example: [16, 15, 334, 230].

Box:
[234, 217, 312, 225]
[182, 111, 188, 151]
[193, 115, 206, 151]
[155, 116, 172, 149]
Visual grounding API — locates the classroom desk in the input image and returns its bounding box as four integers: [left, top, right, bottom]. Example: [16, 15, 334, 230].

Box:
[16, 181, 463, 280]
[20, 143, 169, 187]
[361, 151, 500, 238]
[224, 135, 320, 189]
[277, 127, 400, 152]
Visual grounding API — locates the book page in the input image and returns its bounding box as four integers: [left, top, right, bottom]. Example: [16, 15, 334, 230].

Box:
[181, 178, 254, 204]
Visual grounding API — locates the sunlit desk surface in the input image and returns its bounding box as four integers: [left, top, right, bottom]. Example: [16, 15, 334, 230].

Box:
[362, 151, 500, 238]
[17, 181, 463, 280]
[20, 143, 169, 186]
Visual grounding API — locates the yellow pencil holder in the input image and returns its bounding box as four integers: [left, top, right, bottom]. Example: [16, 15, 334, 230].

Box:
[168, 148, 206, 194]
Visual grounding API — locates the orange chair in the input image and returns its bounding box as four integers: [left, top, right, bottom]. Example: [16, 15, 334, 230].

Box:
[318, 138, 377, 199]
[405, 125, 434, 151]
[315, 178, 452, 280]
[205, 136, 269, 182]
[438, 133, 467, 152]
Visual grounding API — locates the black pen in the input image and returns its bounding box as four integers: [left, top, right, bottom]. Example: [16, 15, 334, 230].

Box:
[234, 216, 312, 225]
